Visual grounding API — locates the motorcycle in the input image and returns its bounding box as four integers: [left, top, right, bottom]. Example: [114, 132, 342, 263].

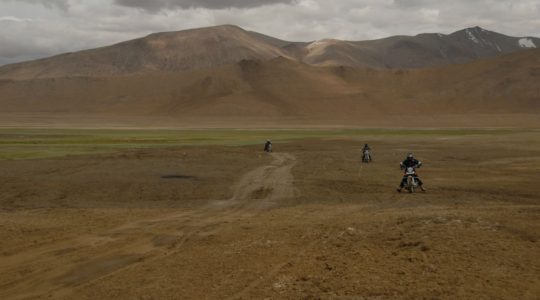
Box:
[362, 150, 372, 163]
[403, 166, 420, 193]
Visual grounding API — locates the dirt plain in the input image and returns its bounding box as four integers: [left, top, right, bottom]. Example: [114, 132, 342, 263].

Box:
[0, 130, 539, 299]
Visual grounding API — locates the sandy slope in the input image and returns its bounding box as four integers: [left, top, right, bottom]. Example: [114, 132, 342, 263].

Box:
[0, 49, 539, 128]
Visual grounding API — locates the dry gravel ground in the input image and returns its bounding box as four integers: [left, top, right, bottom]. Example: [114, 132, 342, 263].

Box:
[0, 132, 539, 299]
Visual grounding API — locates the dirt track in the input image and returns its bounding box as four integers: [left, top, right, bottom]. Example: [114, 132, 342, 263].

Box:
[1, 134, 539, 299]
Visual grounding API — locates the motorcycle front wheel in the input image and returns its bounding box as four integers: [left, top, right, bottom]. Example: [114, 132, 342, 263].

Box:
[407, 176, 414, 193]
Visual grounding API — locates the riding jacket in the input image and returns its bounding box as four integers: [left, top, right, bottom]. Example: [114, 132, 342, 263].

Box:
[400, 158, 422, 169]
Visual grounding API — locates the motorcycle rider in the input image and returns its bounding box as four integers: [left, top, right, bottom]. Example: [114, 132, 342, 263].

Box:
[397, 153, 425, 192]
[264, 139, 272, 152]
[362, 144, 371, 153]
[362, 143, 372, 162]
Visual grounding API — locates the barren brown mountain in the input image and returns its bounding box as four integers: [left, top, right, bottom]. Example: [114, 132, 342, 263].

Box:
[0, 25, 294, 79]
[0, 25, 538, 128]
[0, 48, 539, 128]
[0, 25, 538, 79]
[303, 26, 540, 69]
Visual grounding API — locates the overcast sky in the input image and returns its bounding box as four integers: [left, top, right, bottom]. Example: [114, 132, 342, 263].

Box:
[1, 0, 539, 66]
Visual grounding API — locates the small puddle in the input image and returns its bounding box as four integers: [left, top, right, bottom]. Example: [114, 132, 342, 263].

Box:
[161, 175, 197, 180]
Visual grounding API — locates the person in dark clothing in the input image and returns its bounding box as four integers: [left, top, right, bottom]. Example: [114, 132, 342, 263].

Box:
[264, 139, 272, 152]
[362, 144, 371, 152]
[397, 153, 425, 192]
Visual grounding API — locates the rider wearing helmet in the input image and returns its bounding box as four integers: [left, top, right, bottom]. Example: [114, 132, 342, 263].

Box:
[362, 143, 372, 162]
[397, 153, 425, 192]
[362, 144, 371, 153]
[264, 139, 272, 152]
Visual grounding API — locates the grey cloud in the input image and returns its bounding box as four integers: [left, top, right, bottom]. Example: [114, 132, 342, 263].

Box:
[114, 0, 296, 11]
[0, 29, 61, 66]
[0, 37, 52, 65]
[0, 0, 70, 10]
[392, 0, 436, 8]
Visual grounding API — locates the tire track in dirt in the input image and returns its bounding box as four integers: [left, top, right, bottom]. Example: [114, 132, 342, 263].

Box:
[0, 152, 297, 300]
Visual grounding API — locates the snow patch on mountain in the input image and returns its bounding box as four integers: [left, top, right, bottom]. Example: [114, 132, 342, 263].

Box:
[307, 39, 339, 51]
[466, 29, 479, 44]
[518, 38, 536, 48]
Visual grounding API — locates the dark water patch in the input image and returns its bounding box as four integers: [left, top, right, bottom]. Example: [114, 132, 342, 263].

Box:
[161, 175, 197, 180]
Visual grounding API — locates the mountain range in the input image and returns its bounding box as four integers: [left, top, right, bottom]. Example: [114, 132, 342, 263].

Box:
[0, 25, 538, 79]
[0, 25, 538, 128]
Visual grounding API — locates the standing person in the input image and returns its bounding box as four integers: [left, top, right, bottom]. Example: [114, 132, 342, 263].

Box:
[264, 139, 272, 153]
[397, 153, 425, 192]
